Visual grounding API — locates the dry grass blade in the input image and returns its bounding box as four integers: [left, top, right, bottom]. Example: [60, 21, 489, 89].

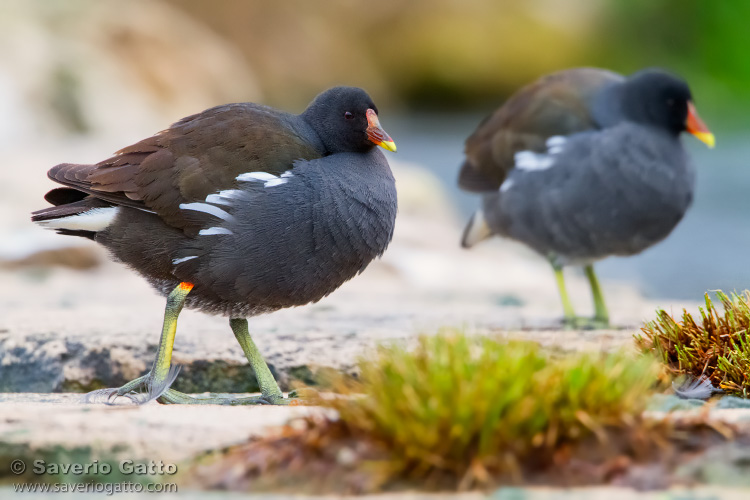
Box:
[636, 291, 750, 397]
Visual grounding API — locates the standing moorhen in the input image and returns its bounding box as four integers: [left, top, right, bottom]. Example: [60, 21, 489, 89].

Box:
[458, 68, 714, 328]
[33, 86, 398, 404]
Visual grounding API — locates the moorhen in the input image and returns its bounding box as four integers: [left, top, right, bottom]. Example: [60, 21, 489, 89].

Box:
[33, 86, 398, 404]
[458, 68, 714, 327]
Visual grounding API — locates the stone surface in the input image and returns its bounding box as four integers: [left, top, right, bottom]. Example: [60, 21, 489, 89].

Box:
[0, 393, 323, 468]
[1, 393, 749, 497]
[0, 261, 647, 393]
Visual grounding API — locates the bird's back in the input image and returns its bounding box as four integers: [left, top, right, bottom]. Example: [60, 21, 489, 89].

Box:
[458, 68, 623, 193]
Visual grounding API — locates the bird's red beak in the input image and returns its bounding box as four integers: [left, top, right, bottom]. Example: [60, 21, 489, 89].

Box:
[366, 109, 397, 152]
[686, 101, 715, 148]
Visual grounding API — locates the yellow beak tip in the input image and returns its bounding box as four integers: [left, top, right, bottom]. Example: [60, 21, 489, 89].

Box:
[380, 140, 397, 153]
[694, 132, 716, 148]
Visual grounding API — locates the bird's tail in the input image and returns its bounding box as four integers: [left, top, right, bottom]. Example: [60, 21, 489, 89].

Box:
[32, 196, 118, 240]
[461, 209, 493, 248]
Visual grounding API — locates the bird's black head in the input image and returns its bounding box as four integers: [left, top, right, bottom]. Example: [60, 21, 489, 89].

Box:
[621, 69, 714, 146]
[301, 86, 396, 154]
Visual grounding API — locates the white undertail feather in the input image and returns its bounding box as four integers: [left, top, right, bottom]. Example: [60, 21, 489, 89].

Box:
[461, 209, 493, 248]
[36, 207, 120, 232]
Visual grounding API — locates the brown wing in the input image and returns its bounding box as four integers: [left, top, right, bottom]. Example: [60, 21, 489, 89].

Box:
[46, 103, 322, 232]
[458, 68, 623, 192]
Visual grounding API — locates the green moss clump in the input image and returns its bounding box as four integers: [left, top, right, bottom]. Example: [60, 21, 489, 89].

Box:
[326, 332, 658, 485]
[637, 291, 750, 397]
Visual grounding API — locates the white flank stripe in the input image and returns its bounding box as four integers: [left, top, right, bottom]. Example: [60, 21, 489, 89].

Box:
[514, 136, 567, 172]
[199, 227, 233, 236]
[514, 151, 555, 171]
[172, 256, 198, 265]
[264, 178, 288, 187]
[36, 207, 120, 232]
[546, 135, 567, 155]
[236, 172, 276, 182]
[205, 194, 229, 206]
[205, 189, 248, 206]
[179, 203, 234, 221]
[236, 171, 294, 188]
[500, 179, 514, 192]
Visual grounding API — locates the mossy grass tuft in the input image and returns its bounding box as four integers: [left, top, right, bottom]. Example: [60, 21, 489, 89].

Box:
[193, 332, 736, 492]
[323, 332, 659, 486]
[637, 290, 750, 397]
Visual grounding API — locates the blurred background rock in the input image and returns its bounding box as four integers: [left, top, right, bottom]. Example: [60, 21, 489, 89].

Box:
[1, 0, 748, 334]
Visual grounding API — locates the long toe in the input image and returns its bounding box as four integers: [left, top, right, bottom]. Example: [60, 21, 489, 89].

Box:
[562, 316, 610, 331]
[261, 394, 301, 406]
[82, 387, 132, 405]
[157, 389, 274, 405]
[82, 368, 180, 406]
[83, 385, 150, 406]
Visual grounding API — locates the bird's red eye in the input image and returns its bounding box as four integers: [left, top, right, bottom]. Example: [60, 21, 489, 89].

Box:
[344, 112, 353, 120]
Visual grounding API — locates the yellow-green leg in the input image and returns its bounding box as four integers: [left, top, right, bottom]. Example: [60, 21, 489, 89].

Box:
[85, 282, 194, 404]
[549, 262, 609, 330]
[230, 318, 289, 404]
[157, 319, 292, 405]
[85, 282, 289, 405]
[584, 264, 609, 326]
[552, 264, 577, 325]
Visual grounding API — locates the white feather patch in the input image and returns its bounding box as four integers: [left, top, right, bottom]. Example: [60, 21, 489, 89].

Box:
[36, 207, 120, 232]
[514, 135, 568, 172]
[500, 179, 514, 193]
[236, 172, 276, 182]
[205, 189, 247, 206]
[179, 202, 234, 221]
[264, 178, 288, 187]
[546, 135, 567, 154]
[236, 170, 293, 188]
[514, 151, 555, 171]
[172, 256, 198, 265]
[199, 227, 233, 236]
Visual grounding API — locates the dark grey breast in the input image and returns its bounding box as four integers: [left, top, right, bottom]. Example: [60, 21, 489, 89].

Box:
[459, 67, 696, 264]
[485, 124, 694, 264]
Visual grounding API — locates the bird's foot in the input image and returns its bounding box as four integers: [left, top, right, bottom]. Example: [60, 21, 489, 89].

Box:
[562, 316, 610, 331]
[83, 366, 181, 405]
[158, 389, 300, 406]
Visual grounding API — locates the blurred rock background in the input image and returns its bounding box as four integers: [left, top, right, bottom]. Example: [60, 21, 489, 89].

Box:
[1, 0, 749, 391]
